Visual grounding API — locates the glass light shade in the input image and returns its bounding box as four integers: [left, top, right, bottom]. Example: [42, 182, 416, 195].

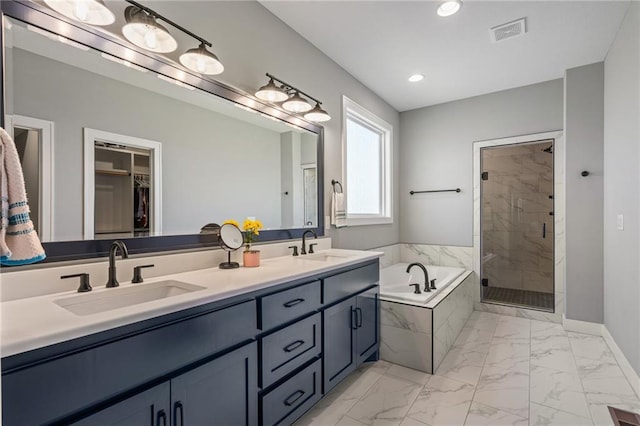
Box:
[304, 103, 331, 122]
[122, 7, 177, 53]
[437, 0, 462, 17]
[282, 92, 312, 113]
[255, 79, 289, 102]
[43, 0, 115, 25]
[180, 44, 224, 75]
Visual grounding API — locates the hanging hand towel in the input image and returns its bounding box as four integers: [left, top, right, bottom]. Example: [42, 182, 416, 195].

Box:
[331, 192, 347, 228]
[0, 127, 46, 266]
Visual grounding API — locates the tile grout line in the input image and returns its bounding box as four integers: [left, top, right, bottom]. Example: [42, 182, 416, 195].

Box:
[566, 332, 596, 424]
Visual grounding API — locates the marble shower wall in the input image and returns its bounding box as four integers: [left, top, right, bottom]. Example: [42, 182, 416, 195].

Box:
[481, 142, 554, 293]
[371, 243, 473, 270]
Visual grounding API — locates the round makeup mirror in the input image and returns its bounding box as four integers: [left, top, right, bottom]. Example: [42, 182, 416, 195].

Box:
[218, 223, 243, 269]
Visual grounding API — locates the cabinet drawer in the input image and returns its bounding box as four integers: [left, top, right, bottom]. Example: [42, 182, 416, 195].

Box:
[261, 359, 322, 426]
[323, 262, 379, 305]
[261, 313, 321, 388]
[260, 281, 321, 330]
[2, 300, 257, 426]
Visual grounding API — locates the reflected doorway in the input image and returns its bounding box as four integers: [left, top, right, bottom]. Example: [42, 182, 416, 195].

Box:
[480, 140, 555, 311]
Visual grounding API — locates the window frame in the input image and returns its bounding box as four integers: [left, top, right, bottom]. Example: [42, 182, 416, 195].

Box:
[342, 96, 393, 226]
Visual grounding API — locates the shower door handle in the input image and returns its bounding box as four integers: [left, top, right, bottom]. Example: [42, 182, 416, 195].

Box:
[542, 222, 546, 239]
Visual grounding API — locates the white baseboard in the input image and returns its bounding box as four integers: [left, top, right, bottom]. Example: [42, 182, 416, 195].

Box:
[603, 327, 640, 400]
[561, 315, 603, 335]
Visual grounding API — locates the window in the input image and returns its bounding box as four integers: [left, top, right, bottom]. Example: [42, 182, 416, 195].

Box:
[342, 96, 393, 225]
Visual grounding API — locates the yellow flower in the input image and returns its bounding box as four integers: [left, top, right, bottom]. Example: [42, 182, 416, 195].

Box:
[223, 219, 239, 228]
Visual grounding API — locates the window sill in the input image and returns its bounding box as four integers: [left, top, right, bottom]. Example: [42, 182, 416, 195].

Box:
[344, 217, 393, 227]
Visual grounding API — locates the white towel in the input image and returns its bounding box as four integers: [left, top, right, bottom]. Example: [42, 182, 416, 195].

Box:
[0, 127, 46, 266]
[331, 192, 347, 228]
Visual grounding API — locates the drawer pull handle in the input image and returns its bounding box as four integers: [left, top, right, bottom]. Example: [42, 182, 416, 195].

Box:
[284, 389, 306, 406]
[283, 339, 305, 352]
[283, 298, 305, 308]
[356, 307, 363, 328]
[156, 409, 167, 426]
[174, 401, 184, 426]
[351, 307, 358, 330]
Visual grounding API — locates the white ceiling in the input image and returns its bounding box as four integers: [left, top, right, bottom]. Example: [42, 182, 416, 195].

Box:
[261, 1, 630, 112]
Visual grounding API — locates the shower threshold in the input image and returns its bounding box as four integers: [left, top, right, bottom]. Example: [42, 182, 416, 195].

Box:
[483, 287, 554, 312]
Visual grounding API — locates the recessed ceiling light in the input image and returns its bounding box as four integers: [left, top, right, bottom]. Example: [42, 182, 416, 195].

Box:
[408, 74, 424, 83]
[437, 0, 462, 17]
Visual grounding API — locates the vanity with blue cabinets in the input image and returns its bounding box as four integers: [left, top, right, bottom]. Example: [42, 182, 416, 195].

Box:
[2, 256, 379, 425]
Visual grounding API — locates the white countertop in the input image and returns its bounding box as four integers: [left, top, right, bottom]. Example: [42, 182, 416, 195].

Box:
[2, 249, 382, 358]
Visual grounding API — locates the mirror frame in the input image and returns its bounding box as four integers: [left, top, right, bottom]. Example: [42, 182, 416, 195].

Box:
[0, 0, 325, 263]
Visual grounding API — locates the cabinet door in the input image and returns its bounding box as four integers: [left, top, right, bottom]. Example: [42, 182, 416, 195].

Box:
[322, 297, 357, 393]
[171, 342, 258, 426]
[72, 382, 170, 426]
[356, 287, 379, 365]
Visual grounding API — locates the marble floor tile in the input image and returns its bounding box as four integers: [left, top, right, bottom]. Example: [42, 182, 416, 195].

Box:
[473, 366, 530, 419]
[346, 374, 422, 425]
[333, 364, 386, 400]
[567, 333, 612, 361]
[529, 402, 593, 426]
[435, 343, 489, 385]
[386, 365, 432, 386]
[398, 417, 428, 426]
[336, 416, 370, 426]
[464, 401, 528, 426]
[295, 391, 360, 426]
[582, 375, 640, 405]
[574, 352, 626, 381]
[589, 402, 640, 426]
[530, 336, 578, 373]
[406, 375, 475, 426]
[530, 364, 590, 417]
[465, 311, 501, 331]
[530, 320, 567, 339]
[454, 326, 495, 348]
[484, 337, 530, 373]
[493, 317, 531, 340]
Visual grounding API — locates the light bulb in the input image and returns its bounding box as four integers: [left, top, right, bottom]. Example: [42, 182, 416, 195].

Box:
[144, 30, 157, 50]
[74, 0, 89, 21]
[196, 58, 206, 73]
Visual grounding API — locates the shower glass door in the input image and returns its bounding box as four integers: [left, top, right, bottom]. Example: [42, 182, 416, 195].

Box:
[480, 140, 554, 311]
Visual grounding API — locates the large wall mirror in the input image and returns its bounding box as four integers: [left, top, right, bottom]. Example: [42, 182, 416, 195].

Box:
[0, 1, 324, 263]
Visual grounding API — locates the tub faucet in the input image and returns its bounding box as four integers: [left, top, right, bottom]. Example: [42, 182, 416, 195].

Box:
[301, 230, 317, 255]
[406, 262, 430, 293]
[106, 240, 129, 288]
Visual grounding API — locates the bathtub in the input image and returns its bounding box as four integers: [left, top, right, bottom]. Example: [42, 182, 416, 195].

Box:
[380, 263, 465, 306]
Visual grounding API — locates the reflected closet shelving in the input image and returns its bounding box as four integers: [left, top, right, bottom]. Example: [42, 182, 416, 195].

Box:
[94, 143, 152, 238]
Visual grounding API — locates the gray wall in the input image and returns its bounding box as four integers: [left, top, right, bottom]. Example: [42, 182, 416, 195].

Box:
[143, 1, 401, 250]
[399, 79, 564, 246]
[564, 62, 604, 324]
[603, 3, 640, 375]
[11, 48, 284, 239]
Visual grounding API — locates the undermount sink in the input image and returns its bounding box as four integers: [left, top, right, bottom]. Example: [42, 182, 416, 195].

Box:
[54, 280, 206, 316]
[299, 252, 351, 262]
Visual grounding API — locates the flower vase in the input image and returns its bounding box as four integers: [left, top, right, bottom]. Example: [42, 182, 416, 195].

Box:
[243, 250, 261, 267]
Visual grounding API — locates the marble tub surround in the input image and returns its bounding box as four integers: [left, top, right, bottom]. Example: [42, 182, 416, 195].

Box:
[0, 237, 333, 302]
[1, 247, 379, 356]
[297, 312, 640, 426]
[370, 243, 473, 270]
[379, 271, 474, 373]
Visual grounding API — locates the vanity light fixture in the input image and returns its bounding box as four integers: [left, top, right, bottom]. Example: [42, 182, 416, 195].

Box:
[43, 0, 115, 26]
[179, 43, 224, 75]
[282, 92, 313, 113]
[42, 0, 225, 75]
[123, 6, 177, 53]
[304, 103, 331, 123]
[255, 78, 289, 102]
[437, 0, 462, 17]
[256, 73, 331, 122]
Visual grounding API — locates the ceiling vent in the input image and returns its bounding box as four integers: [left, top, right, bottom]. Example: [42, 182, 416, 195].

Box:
[490, 18, 527, 43]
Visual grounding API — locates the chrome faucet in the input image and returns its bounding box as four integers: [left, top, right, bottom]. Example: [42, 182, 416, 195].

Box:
[301, 230, 317, 255]
[106, 240, 129, 288]
[406, 262, 430, 293]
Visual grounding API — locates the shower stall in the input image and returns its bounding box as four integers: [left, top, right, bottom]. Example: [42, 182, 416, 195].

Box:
[480, 140, 554, 311]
